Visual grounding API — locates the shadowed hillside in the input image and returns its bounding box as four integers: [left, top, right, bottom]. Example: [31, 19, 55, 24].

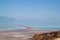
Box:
[32, 30, 60, 40]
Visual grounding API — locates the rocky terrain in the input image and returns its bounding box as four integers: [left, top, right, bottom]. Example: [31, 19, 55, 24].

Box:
[0, 25, 50, 40]
[0, 30, 60, 40]
[0, 29, 50, 40]
[32, 30, 60, 40]
[0, 25, 59, 40]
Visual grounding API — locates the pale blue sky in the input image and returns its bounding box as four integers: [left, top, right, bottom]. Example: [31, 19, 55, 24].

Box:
[0, 0, 60, 28]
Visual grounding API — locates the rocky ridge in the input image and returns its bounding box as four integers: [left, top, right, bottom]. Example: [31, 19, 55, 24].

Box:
[32, 30, 60, 40]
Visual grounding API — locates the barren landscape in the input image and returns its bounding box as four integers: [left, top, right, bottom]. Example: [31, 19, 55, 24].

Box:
[0, 0, 60, 40]
[0, 25, 60, 40]
[0, 25, 52, 40]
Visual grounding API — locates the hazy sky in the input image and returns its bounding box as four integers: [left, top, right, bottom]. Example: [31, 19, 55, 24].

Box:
[0, 0, 60, 28]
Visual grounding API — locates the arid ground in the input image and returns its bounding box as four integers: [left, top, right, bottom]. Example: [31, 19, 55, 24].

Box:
[0, 27, 51, 40]
[0, 25, 59, 40]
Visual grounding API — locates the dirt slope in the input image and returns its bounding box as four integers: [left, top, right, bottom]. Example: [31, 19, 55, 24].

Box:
[32, 30, 60, 40]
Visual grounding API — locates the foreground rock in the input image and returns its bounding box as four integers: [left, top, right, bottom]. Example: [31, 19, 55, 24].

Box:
[32, 30, 60, 40]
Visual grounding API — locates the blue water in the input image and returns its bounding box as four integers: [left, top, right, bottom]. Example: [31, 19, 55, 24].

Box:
[32, 25, 60, 30]
[0, 24, 24, 31]
[0, 24, 60, 31]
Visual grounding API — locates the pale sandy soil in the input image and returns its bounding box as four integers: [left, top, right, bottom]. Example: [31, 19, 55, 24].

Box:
[0, 29, 51, 40]
[54, 38, 60, 40]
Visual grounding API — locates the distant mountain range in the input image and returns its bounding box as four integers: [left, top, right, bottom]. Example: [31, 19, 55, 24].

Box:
[0, 16, 15, 23]
[0, 16, 37, 31]
[0, 24, 40, 31]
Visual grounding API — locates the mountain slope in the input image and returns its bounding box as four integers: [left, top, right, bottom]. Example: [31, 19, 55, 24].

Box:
[0, 16, 14, 22]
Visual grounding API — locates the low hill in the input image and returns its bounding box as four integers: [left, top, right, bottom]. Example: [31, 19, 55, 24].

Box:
[32, 30, 60, 40]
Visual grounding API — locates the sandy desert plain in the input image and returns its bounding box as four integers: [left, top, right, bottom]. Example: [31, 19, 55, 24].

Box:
[0, 25, 60, 40]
